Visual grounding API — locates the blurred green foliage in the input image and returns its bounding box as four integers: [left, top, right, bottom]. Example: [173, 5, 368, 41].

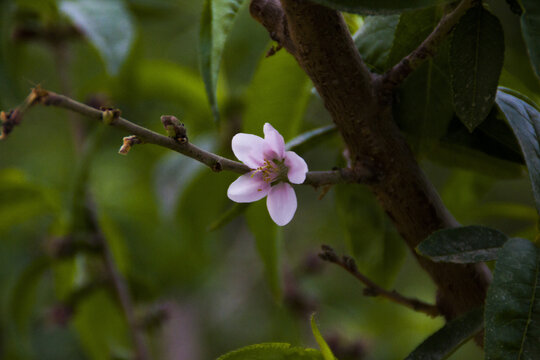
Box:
[0, 0, 538, 359]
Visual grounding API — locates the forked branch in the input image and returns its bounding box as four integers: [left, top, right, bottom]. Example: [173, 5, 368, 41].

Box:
[319, 246, 440, 318]
[381, 0, 476, 91]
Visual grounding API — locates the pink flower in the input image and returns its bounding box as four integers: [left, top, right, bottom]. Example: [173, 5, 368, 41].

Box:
[227, 123, 308, 226]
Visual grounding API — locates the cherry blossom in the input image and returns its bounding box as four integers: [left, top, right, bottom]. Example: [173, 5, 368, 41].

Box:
[227, 123, 308, 226]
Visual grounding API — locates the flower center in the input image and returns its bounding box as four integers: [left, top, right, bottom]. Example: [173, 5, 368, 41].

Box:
[252, 158, 288, 184]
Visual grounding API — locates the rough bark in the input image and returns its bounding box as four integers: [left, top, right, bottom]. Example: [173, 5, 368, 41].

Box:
[251, 0, 491, 320]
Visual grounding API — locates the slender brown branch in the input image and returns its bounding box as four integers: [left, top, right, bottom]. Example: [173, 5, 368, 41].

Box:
[381, 0, 475, 91]
[0, 87, 371, 187]
[86, 198, 151, 360]
[319, 246, 440, 318]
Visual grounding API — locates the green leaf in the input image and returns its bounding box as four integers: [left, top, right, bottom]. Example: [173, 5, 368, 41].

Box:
[353, 15, 399, 72]
[175, 169, 237, 282]
[15, 0, 59, 21]
[208, 203, 250, 231]
[335, 184, 406, 286]
[391, 6, 454, 153]
[59, 0, 135, 74]
[417, 225, 509, 263]
[521, 0, 540, 80]
[0, 168, 59, 234]
[154, 149, 207, 218]
[450, 6, 505, 132]
[199, 0, 246, 122]
[134, 60, 212, 125]
[217, 343, 324, 360]
[430, 109, 524, 177]
[310, 314, 335, 360]
[285, 125, 337, 153]
[309, 0, 453, 15]
[243, 50, 311, 140]
[245, 201, 282, 301]
[405, 308, 483, 360]
[485, 238, 540, 360]
[495, 90, 540, 214]
[73, 289, 131, 360]
[9, 256, 52, 332]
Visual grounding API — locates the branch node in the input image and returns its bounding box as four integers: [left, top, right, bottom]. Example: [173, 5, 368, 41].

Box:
[212, 160, 223, 172]
[161, 115, 188, 143]
[100, 107, 122, 125]
[266, 43, 282, 57]
[119, 135, 143, 155]
[318, 245, 338, 263]
[363, 287, 379, 297]
[321, 247, 440, 317]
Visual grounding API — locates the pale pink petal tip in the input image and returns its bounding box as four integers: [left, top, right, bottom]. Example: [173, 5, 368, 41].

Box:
[263, 123, 285, 159]
[266, 182, 297, 226]
[285, 151, 308, 184]
[231, 133, 266, 169]
[227, 172, 270, 203]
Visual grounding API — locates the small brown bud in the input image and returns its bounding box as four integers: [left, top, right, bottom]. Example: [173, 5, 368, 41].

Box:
[118, 135, 142, 155]
[160, 115, 188, 143]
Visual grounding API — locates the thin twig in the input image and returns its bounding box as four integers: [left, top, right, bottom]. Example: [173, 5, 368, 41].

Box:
[86, 197, 151, 360]
[319, 245, 440, 318]
[381, 0, 475, 91]
[0, 87, 372, 187]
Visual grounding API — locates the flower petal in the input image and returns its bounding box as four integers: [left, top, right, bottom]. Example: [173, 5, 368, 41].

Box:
[266, 182, 297, 226]
[227, 172, 270, 203]
[285, 151, 308, 184]
[263, 123, 285, 160]
[231, 133, 266, 168]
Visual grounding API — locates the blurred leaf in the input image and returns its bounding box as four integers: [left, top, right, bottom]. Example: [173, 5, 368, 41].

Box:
[177, 169, 234, 241]
[417, 225, 508, 263]
[391, 6, 453, 153]
[59, 0, 135, 74]
[135, 60, 211, 121]
[174, 168, 236, 283]
[309, 0, 453, 15]
[353, 15, 399, 72]
[343, 13, 363, 34]
[9, 256, 51, 332]
[245, 201, 282, 302]
[15, 0, 59, 21]
[97, 209, 130, 275]
[496, 90, 540, 213]
[405, 308, 483, 360]
[154, 141, 210, 218]
[450, 6, 504, 132]
[73, 289, 130, 360]
[285, 125, 337, 153]
[199, 0, 246, 122]
[243, 50, 311, 140]
[208, 203, 250, 231]
[217, 343, 324, 360]
[0, 168, 59, 234]
[441, 169, 494, 221]
[335, 184, 406, 286]
[520, 0, 540, 80]
[310, 314, 335, 360]
[485, 238, 540, 360]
